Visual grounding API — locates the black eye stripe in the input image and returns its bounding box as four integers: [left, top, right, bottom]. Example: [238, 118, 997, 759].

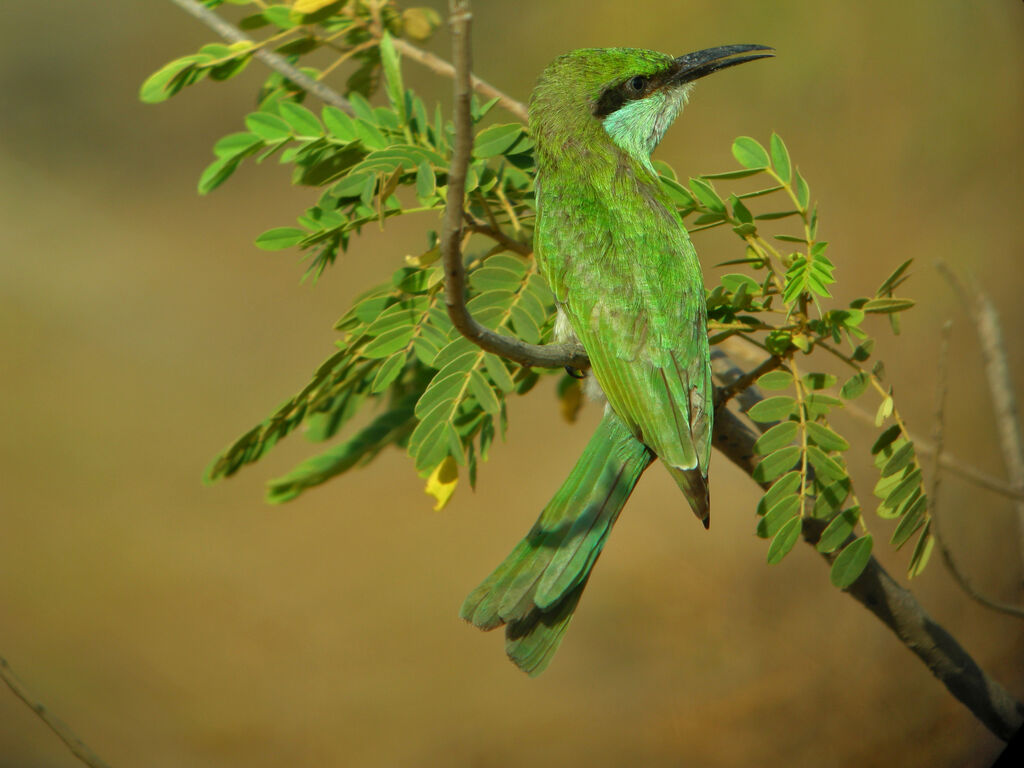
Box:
[592, 73, 662, 118]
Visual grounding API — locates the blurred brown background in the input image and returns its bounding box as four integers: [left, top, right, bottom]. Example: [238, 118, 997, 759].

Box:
[1, 1, 1022, 766]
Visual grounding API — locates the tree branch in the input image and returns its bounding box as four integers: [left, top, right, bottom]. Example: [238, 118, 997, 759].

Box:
[169, 0, 354, 114]
[0, 656, 113, 768]
[710, 405, 1024, 741]
[928, 322, 1024, 618]
[391, 37, 528, 122]
[441, 0, 588, 371]
[840, 401, 1024, 502]
[938, 260, 1024, 582]
[715, 353, 782, 408]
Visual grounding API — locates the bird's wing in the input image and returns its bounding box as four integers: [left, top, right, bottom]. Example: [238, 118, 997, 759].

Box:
[536, 183, 713, 503]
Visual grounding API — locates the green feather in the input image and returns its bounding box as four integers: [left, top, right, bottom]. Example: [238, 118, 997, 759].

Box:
[460, 409, 652, 674]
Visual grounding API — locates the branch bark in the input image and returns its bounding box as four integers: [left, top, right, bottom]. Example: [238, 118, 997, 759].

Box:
[938, 260, 1024, 582]
[0, 656, 113, 768]
[711, 405, 1024, 741]
[441, 0, 588, 371]
[169, 0, 354, 113]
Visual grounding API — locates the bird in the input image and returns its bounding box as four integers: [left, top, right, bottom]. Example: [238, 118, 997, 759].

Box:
[461, 45, 773, 675]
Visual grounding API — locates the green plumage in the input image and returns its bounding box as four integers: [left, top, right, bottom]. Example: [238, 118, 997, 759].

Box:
[463, 45, 769, 673]
[460, 408, 652, 675]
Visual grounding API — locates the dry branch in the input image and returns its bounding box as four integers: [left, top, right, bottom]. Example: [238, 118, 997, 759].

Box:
[938, 260, 1024, 581]
[0, 656, 113, 768]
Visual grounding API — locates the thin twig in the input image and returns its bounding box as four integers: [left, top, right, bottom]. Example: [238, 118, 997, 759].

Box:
[169, 0, 354, 114]
[440, 0, 587, 370]
[0, 656, 113, 768]
[841, 401, 1024, 502]
[937, 260, 1024, 583]
[715, 354, 783, 407]
[464, 215, 533, 256]
[391, 37, 528, 122]
[927, 322, 1024, 618]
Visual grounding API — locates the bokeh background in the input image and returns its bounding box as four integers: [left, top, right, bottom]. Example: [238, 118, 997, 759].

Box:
[2, 1, 1022, 766]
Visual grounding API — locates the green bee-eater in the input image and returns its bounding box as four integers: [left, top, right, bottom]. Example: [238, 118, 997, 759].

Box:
[462, 45, 772, 674]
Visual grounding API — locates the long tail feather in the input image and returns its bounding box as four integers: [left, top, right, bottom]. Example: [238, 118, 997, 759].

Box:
[460, 408, 653, 674]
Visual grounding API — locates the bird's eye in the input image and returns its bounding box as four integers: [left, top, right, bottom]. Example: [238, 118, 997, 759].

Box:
[629, 75, 647, 93]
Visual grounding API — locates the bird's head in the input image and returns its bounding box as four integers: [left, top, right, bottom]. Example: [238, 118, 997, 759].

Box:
[529, 45, 772, 171]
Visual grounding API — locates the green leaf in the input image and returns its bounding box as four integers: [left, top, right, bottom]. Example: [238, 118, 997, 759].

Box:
[805, 393, 842, 419]
[198, 157, 242, 195]
[688, 178, 726, 214]
[757, 493, 800, 537]
[255, 226, 306, 250]
[803, 372, 836, 390]
[862, 297, 916, 314]
[371, 352, 406, 393]
[907, 523, 934, 578]
[139, 55, 203, 103]
[871, 424, 902, 455]
[732, 136, 770, 169]
[876, 259, 913, 296]
[881, 441, 916, 477]
[747, 396, 796, 423]
[830, 535, 874, 588]
[805, 421, 850, 452]
[769, 133, 791, 183]
[813, 478, 851, 519]
[840, 372, 870, 400]
[323, 105, 357, 142]
[890, 494, 928, 550]
[415, 160, 436, 201]
[379, 32, 405, 116]
[483, 353, 515, 393]
[806, 445, 847, 482]
[362, 326, 414, 358]
[467, 370, 501, 415]
[756, 370, 792, 391]
[265, 396, 416, 504]
[278, 101, 323, 137]
[757, 471, 802, 516]
[753, 445, 801, 483]
[878, 469, 923, 517]
[794, 168, 810, 210]
[816, 508, 860, 553]
[263, 4, 298, 29]
[753, 421, 798, 455]
[213, 131, 262, 160]
[767, 516, 802, 564]
[473, 124, 523, 158]
[246, 111, 293, 142]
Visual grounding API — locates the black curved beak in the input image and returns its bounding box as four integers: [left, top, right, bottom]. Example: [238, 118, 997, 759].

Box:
[672, 44, 774, 85]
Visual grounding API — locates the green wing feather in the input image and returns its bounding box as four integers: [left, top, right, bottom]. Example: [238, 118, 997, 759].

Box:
[460, 408, 652, 675]
[535, 169, 713, 523]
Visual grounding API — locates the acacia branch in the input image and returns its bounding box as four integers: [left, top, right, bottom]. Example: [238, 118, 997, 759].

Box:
[710, 404, 1024, 741]
[927, 322, 1024, 618]
[441, 0, 588, 370]
[391, 37, 528, 122]
[938, 261, 1024, 581]
[0, 656, 113, 768]
[841, 401, 1024, 502]
[169, 0, 354, 113]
